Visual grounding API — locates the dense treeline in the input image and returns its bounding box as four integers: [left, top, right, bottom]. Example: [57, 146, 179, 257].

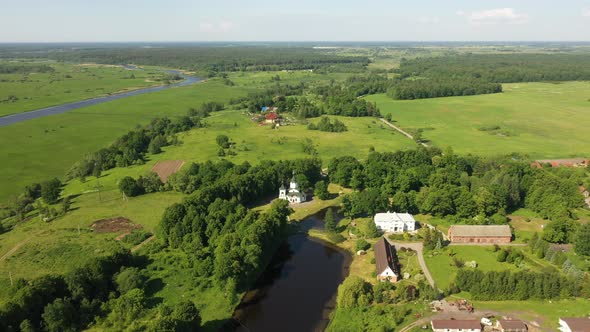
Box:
[396, 54, 590, 83]
[330, 148, 585, 243]
[10, 47, 369, 75]
[0, 63, 54, 74]
[454, 269, 583, 300]
[158, 158, 321, 290]
[386, 79, 502, 100]
[67, 103, 220, 181]
[0, 248, 203, 331]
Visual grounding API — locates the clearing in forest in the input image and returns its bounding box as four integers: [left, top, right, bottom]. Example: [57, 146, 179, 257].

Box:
[151, 160, 185, 182]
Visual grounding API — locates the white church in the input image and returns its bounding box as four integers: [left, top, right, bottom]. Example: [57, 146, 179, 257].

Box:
[278, 175, 307, 204]
[373, 212, 416, 233]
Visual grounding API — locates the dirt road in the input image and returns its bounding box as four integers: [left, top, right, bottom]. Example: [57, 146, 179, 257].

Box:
[379, 118, 428, 147]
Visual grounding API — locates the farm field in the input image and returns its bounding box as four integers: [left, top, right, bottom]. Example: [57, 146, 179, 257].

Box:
[367, 81, 590, 158]
[0, 62, 167, 116]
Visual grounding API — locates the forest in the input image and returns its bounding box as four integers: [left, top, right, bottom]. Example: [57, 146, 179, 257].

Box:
[1, 46, 370, 76]
[396, 54, 590, 83]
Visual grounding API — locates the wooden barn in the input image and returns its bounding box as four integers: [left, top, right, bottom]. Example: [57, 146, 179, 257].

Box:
[448, 225, 512, 244]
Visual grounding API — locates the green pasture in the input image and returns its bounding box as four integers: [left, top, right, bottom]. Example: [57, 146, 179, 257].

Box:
[0, 79, 251, 203]
[368, 82, 590, 158]
[62, 111, 415, 198]
[0, 62, 166, 116]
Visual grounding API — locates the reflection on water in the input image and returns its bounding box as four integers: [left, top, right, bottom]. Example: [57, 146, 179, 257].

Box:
[226, 213, 351, 332]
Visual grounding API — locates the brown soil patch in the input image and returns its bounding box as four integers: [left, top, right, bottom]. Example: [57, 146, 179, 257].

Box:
[91, 217, 142, 233]
[151, 160, 185, 182]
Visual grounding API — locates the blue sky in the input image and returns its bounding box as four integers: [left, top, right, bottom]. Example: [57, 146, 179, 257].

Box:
[1, 0, 590, 42]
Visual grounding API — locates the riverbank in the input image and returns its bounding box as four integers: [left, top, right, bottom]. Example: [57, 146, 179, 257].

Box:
[0, 67, 202, 127]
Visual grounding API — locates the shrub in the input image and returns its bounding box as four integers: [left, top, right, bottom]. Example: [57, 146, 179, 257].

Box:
[355, 239, 370, 252]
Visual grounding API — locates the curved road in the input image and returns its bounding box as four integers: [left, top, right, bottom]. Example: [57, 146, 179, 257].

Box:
[0, 69, 202, 127]
[389, 241, 436, 288]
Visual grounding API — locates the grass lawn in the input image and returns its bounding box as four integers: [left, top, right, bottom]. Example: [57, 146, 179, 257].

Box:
[508, 208, 547, 243]
[472, 298, 590, 330]
[367, 81, 590, 158]
[0, 62, 167, 116]
[425, 246, 523, 289]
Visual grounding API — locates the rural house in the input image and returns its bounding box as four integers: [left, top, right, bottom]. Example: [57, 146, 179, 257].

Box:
[374, 237, 400, 283]
[278, 174, 307, 204]
[265, 111, 279, 124]
[431, 319, 482, 332]
[373, 212, 416, 233]
[497, 319, 527, 332]
[448, 225, 512, 244]
[559, 317, 590, 332]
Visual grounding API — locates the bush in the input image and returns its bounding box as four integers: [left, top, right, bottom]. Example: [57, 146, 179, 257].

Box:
[355, 239, 370, 251]
[336, 276, 373, 309]
[118, 176, 143, 197]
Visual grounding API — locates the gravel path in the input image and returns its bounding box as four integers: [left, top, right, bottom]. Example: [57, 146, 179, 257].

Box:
[389, 241, 436, 288]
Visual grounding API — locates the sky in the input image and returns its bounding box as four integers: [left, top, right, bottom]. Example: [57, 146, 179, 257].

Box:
[1, 0, 590, 42]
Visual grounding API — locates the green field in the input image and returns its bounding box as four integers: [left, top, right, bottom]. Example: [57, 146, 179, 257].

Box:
[0, 79, 251, 203]
[368, 82, 590, 158]
[0, 62, 168, 116]
[424, 246, 552, 289]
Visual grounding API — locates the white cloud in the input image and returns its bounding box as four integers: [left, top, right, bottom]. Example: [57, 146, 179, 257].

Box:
[458, 8, 529, 25]
[199, 20, 236, 33]
[583, 8, 590, 17]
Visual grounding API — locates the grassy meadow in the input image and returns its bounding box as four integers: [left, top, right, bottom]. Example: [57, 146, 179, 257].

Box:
[0, 62, 167, 116]
[368, 81, 590, 158]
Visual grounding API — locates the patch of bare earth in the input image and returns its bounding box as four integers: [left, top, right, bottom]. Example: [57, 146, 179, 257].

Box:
[151, 160, 185, 182]
[91, 217, 142, 234]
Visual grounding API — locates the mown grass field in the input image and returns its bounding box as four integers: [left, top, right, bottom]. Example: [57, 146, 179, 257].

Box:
[367, 81, 590, 158]
[0, 62, 167, 116]
[424, 245, 552, 290]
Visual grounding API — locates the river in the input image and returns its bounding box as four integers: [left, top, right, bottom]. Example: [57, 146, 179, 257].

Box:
[0, 67, 202, 127]
[225, 212, 351, 332]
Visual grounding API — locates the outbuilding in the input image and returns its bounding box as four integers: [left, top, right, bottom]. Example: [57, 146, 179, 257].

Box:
[497, 319, 527, 332]
[448, 225, 512, 244]
[559, 317, 590, 332]
[374, 237, 400, 283]
[431, 319, 482, 332]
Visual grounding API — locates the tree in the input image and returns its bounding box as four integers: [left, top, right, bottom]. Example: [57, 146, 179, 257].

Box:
[61, 196, 71, 215]
[324, 208, 337, 232]
[575, 223, 590, 256]
[355, 239, 370, 251]
[148, 135, 167, 154]
[172, 300, 202, 332]
[115, 267, 146, 294]
[118, 176, 143, 197]
[216, 135, 230, 148]
[543, 218, 577, 243]
[42, 298, 78, 332]
[314, 180, 330, 200]
[108, 288, 146, 325]
[41, 178, 62, 204]
[365, 219, 380, 238]
[336, 276, 373, 308]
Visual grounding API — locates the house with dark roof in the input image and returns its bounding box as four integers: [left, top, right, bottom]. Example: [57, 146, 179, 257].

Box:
[497, 319, 527, 332]
[431, 319, 482, 332]
[448, 225, 512, 244]
[373, 237, 400, 283]
[559, 317, 590, 332]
